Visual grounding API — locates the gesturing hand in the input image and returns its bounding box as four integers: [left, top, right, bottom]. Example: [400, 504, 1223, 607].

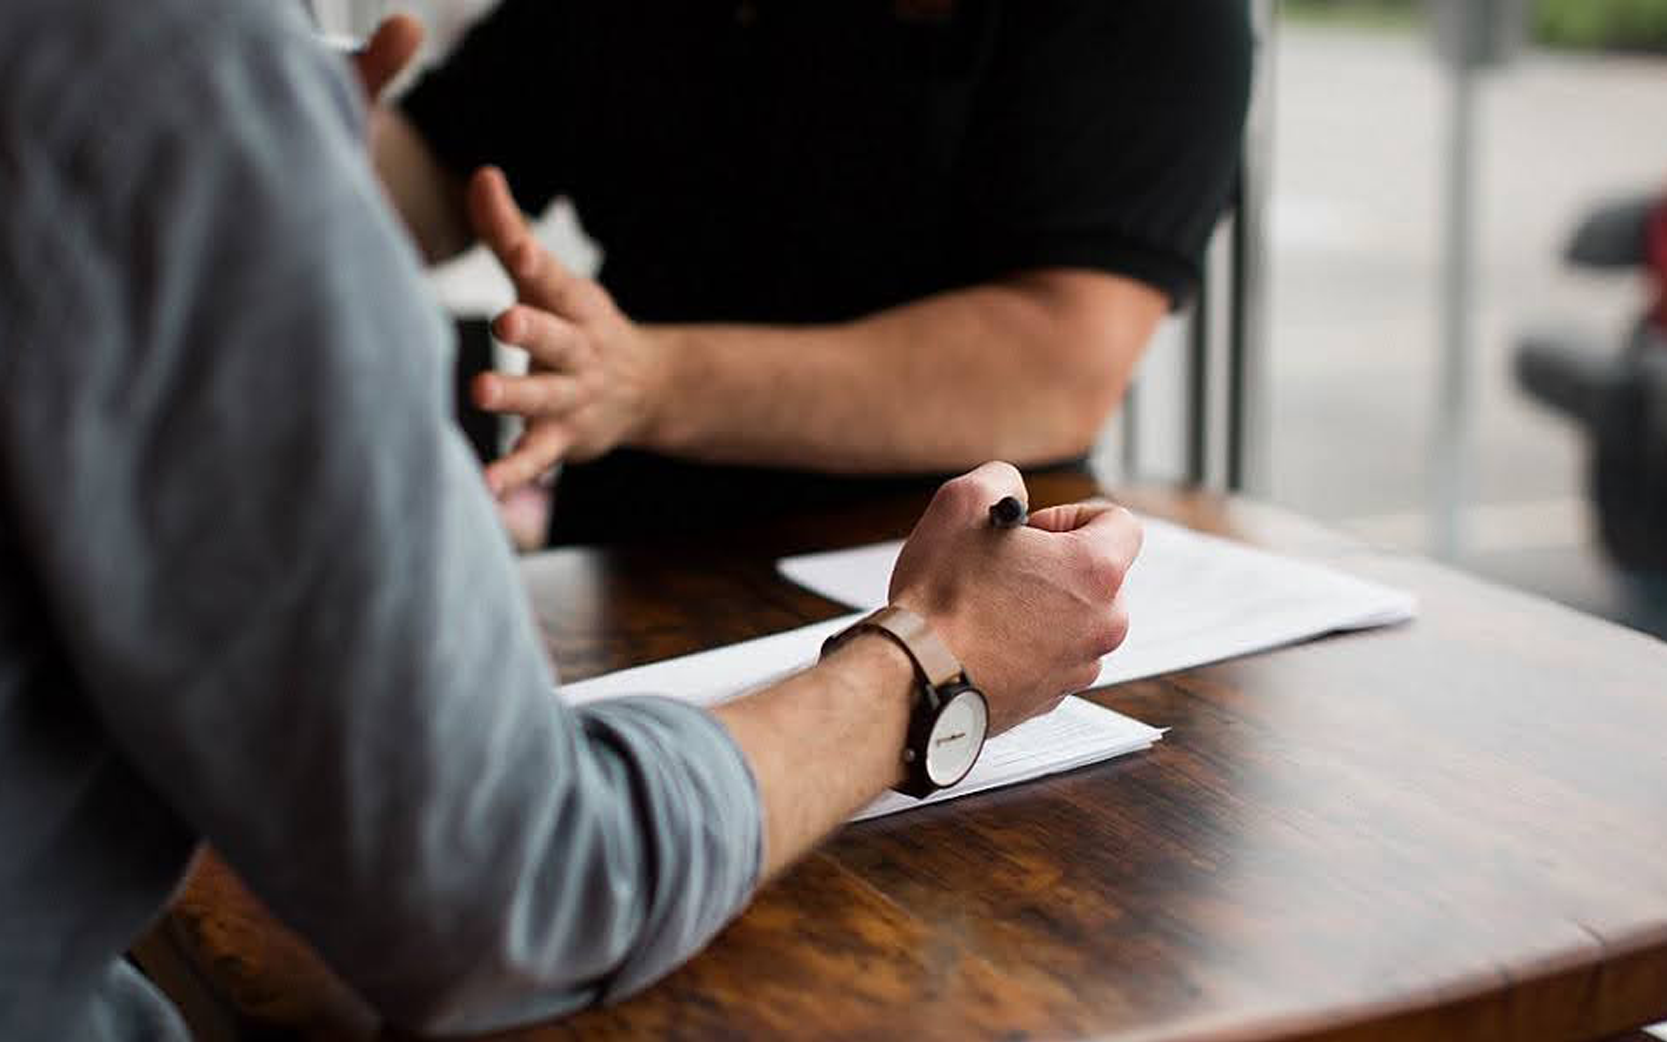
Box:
[889, 463, 1142, 736]
[466, 167, 669, 496]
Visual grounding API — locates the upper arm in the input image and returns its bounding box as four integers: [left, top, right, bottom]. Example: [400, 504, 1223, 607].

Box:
[953, 0, 1253, 307]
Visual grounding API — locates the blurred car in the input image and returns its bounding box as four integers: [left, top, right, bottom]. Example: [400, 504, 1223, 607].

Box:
[1516, 191, 1667, 571]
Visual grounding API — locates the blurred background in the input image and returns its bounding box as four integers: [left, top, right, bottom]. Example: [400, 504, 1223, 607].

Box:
[1263, 0, 1667, 640]
[335, 0, 1667, 644]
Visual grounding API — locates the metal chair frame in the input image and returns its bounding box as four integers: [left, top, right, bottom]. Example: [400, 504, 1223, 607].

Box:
[1126, 0, 1273, 494]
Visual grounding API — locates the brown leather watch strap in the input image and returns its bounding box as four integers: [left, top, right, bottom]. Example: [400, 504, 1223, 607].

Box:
[832, 606, 965, 687]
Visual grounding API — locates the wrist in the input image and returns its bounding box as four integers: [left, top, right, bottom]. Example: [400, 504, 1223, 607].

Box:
[823, 607, 990, 797]
[826, 629, 916, 701]
[630, 324, 692, 452]
[822, 630, 916, 783]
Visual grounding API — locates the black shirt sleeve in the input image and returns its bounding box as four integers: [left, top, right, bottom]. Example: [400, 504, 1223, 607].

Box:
[401, 0, 570, 214]
[951, 0, 1253, 305]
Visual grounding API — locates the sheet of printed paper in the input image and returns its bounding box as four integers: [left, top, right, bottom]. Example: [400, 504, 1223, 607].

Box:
[777, 516, 1417, 688]
[560, 616, 1162, 821]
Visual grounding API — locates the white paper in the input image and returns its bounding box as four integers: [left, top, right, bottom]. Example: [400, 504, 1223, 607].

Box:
[560, 617, 1162, 820]
[560, 614, 861, 709]
[851, 697, 1161, 821]
[778, 516, 1417, 689]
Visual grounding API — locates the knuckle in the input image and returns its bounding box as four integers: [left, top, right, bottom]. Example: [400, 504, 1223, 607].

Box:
[1120, 508, 1145, 552]
[556, 282, 593, 316]
[525, 306, 555, 338]
[933, 473, 983, 513]
[1098, 606, 1131, 656]
[540, 318, 566, 349]
[1067, 539, 1126, 597]
[512, 241, 540, 275]
[1087, 532, 1133, 590]
[1103, 506, 1144, 558]
[977, 459, 1022, 484]
[972, 460, 1021, 499]
[1092, 552, 1128, 595]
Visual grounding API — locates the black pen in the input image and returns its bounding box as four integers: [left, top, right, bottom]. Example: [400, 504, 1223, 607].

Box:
[988, 495, 1028, 529]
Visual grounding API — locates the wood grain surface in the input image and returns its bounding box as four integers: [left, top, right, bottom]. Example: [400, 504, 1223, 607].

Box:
[148, 475, 1667, 1041]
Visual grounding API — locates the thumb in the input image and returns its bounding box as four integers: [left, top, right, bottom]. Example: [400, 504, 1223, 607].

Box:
[1036, 501, 1144, 584]
[352, 14, 424, 104]
[1026, 499, 1127, 534]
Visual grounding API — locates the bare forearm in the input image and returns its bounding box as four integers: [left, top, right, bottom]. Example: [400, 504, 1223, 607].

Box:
[711, 634, 913, 879]
[370, 106, 471, 264]
[643, 271, 1165, 473]
[459, 173, 1174, 492]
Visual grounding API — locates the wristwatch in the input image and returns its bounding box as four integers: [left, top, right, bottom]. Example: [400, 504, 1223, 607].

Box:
[822, 606, 989, 799]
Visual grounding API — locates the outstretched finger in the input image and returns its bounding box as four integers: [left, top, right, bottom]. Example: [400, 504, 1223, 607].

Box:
[472, 371, 585, 417]
[485, 425, 573, 496]
[491, 306, 586, 373]
[467, 167, 575, 308]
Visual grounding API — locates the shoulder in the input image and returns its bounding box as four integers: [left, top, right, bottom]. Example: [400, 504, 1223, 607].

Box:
[3, 0, 360, 175]
[987, 0, 1252, 151]
[995, 0, 1252, 89]
[0, 0, 377, 298]
[0, 0, 404, 386]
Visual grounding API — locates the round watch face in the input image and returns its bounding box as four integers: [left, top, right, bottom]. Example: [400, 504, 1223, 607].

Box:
[924, 689, 988, 788]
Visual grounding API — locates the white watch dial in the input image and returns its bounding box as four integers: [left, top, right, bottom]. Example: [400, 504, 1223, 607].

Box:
[924, 691, 987, 788]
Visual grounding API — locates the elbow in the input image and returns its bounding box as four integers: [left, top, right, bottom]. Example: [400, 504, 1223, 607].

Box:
[380, 701, 759, 1035]
[355, 923, 609, 1038]
[994, 271, 1156, 464]
[1063, 366, 1130, 457]
[1008, 348, 1133, 465]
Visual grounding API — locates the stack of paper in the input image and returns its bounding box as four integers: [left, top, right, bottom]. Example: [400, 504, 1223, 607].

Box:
[560, 515, 1415, 821]
[777, 516, 1417, 689]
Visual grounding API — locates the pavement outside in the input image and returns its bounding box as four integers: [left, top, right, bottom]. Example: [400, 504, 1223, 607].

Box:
[1267, 20, 1667, 640]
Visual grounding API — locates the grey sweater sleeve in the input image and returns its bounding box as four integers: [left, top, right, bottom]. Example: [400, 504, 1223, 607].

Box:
[0, 4, 760, 1034]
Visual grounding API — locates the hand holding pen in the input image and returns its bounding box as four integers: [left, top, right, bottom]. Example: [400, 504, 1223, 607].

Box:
[885, 463, 1143, 733]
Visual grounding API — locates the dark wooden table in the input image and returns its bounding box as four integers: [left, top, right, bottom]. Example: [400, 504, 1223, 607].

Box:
[147, 475, 1667, 1041]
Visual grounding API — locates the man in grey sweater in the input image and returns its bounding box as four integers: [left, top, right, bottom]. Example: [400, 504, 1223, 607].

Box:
[0, 1, 1143, 1039]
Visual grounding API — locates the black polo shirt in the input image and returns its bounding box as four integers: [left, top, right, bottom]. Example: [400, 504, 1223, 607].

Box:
[404, 0, 1252, 543]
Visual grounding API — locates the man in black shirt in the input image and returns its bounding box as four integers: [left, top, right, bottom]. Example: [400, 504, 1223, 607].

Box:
[374, 0, 1252, 543]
